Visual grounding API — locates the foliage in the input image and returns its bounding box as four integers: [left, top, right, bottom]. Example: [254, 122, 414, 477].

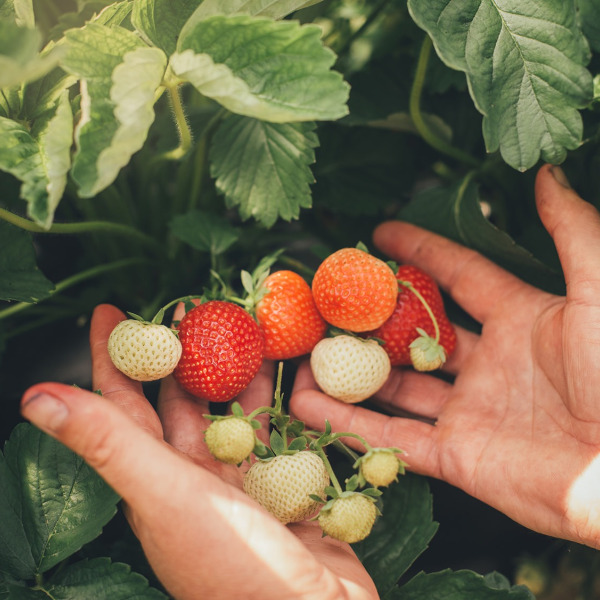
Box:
[1, 0, 600, 597]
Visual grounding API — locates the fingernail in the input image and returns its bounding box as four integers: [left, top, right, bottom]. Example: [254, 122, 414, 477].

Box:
[550, 165, 571, 189]
[21, 393, 69, 433]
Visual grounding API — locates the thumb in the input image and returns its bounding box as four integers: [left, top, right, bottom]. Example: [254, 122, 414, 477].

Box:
[535, 164, 600, 301]
[20, 383, 195, 513]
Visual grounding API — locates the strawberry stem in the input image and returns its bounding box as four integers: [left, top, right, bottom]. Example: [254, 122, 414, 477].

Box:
[398, 280, 441, 342]
[314, 448, 344, 495]
[151, 295, 203, 324]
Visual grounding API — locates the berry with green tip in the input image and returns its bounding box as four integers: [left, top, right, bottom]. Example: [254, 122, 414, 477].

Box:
[204, 417, 256, 465]
[108, 319, 182, 382]
[357, 449, 406, 488]
[243, 451, 329, 524]
[318, 492, 378, 543]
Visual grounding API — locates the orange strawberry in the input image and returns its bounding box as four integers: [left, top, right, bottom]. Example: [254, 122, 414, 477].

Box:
[312, 247, 398, 332]
[256, 270, 327, 360]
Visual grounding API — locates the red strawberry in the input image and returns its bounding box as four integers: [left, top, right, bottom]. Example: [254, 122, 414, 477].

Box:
[312, 247, 398, 332]
[256, 270, 327, 360]
[174, 300, 264, 402]
[368, 265, 456, 370]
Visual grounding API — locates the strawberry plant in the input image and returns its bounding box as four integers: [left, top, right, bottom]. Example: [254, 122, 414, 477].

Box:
[2, 0, 600, 597]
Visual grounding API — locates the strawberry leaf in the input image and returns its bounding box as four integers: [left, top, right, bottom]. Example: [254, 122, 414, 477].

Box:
[408, 0, 593, 171]
[0, 424, 119, 580]
[269, 429, 285, 455]
[0, 222, 54, 303]
[287, 437, 308, 452]
[353, 474, 438, 595]
[62, 23, 167, 198]
[188, 0, 321, 21]
[171, 14, 349, 122]
[169, 210, 240, 255]
[210, 115, 318, 227]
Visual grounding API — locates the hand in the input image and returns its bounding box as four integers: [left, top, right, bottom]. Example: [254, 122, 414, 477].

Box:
[20, 304, 378, 600]
[290, 164, 600, 550]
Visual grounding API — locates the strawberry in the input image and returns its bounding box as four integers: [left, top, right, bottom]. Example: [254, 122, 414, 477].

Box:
[243, 451, 330, 524]
[108, 318, 182, 382]
[317, 492, 378, 543]
[174, 300, 264, 403]
[204, 416, 256, 465]
[255, 270, 327, 360]
[310, 334, 390, 403]
[368, 265, 456, 371]
[355, 449, 406, 488]
[311, 247, 398, 332]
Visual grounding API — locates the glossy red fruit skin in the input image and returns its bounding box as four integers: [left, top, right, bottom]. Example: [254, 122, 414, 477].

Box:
[368, 265, 456, 366]
[256, 270, 327, 360]
[174, 301, 264, 403]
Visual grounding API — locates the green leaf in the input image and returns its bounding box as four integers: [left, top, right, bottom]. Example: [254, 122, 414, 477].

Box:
[394, 569, 534, 599]
[399, 175, 565, 294]
[42, 557, 167, 599]
[169, 210, 240, 254]
[63, 23, 167, 197]
[0, 91, 72, 228]
[131, 0, 201, 56]
[0, 424, 120, 578]
[187, 0, 322, 21]
[578, 0, 600, 52]
[0, 222, 54, 303]
[210, 115, 318, 227]
[0, 0, 33, 27]
[171, 14, 349, 122]
[0, 22, 63, 88]
[353, 474, 438, 596]
[408, 0, 593, 171]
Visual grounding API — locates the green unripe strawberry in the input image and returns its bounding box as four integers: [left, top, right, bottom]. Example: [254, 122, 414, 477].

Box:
[357, 449, 405, 488]
[318, 492, 378, 543]
[204, 417, 256, 465]
[243, 451, 329, 524]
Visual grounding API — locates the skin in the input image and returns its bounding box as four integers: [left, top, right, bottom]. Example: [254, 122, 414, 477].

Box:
[291, 164, 600, 550]
[20, 304, 378, 600]
[20, 163, 600, 597]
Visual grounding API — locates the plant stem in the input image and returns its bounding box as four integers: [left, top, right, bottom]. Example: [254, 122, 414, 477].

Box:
[0, 258, 149, 320]
[0, 207, 161, 251]
[316, 448, 344, 495]
[399, 280, 441, 342]
[409, 36, 480, 168]
[160, 83, 193, 161]
[335, 0, 390, 58]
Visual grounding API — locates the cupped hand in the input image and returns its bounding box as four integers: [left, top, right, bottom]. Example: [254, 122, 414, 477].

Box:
[290, 164, 600, 550]
[21, 304, 378, 600]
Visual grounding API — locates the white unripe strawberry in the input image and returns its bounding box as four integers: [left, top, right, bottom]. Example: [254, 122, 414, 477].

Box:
[358, 450, 405, 488]
[318, 492, 378, 543]
[204, 417, 256, 465]
[243, 451, 329, 524]
[310, 335, 391, 403]
[108, 319, 182, 382]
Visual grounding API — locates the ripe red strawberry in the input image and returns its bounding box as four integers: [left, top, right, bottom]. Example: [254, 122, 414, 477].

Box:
[256, 270, 327, 360]
[312, 247, 398, 332]
[368, 265, 456, 369]
[174, 300, 264, 403]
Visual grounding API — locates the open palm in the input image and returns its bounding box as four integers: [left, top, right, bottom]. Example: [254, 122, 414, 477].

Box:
[291, 164, 600, 549]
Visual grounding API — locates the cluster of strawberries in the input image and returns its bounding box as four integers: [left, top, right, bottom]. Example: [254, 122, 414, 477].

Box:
[106, 245, 456, 543]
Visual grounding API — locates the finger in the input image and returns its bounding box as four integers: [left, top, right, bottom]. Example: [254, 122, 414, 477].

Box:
[21, 383, 201, 511]
[441, 324, 479, 375]
[90, 304, 163, 439]
[232, 359, 276, 442]
[289, 385, 440, 478]
[535, 164, 600, 303]
[373, 222, 529, 324]
[373, 368, 452, 420]
[157, 375, 210, 458]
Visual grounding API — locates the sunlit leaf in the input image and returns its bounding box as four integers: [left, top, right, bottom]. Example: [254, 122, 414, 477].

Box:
[171, 14, 349, 122]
